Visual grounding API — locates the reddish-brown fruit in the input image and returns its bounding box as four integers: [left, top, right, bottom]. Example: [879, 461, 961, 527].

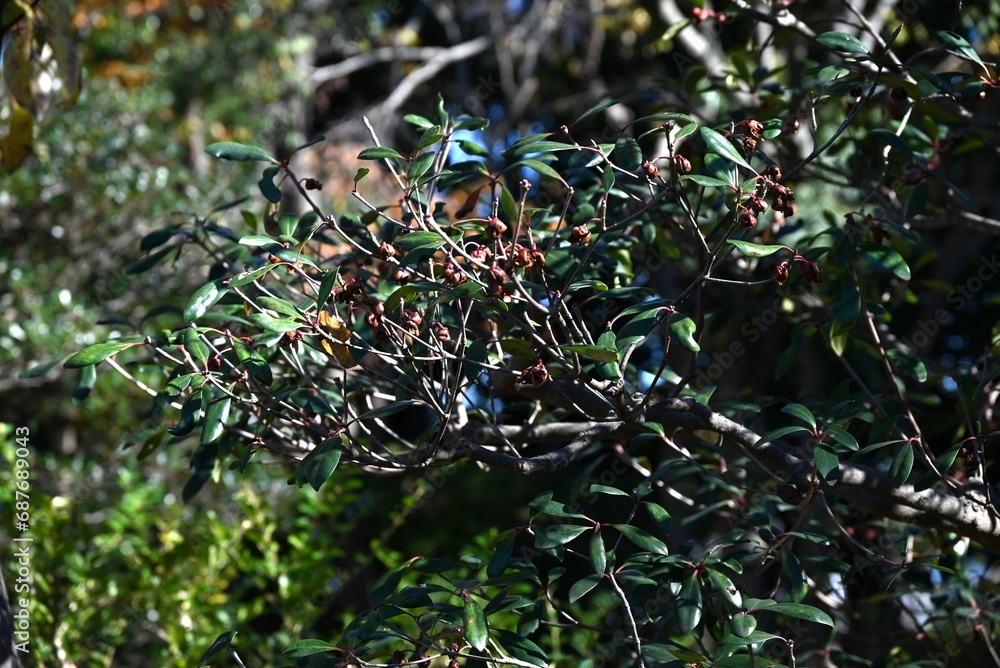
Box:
[486, 216, 508, 240]
[774, 261, 790, 285]
[434, 321, 451, 342]
[798, 259, 823, 283]
[570, 224, 592, 245]
[671, 154, 692, 175]
[748, 195, 768, 214]
[394, 267, 411, 285]
[303, 177, 322, 190]
[518, 360, 549, 386]
[378, 242, 397, 260]
[641, 160, 660, 179]
[738, 211, 758, 229]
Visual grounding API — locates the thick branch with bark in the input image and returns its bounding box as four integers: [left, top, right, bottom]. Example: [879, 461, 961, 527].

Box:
[402, 388, 1000, 550]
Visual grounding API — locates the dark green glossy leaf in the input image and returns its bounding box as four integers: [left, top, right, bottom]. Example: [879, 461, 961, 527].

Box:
[370, 562, 408, 605]
[782, 403, 817, 428]
[781, 548, 808, 602]
[731, 613, 757, 638]
[355, 400, 423, 422]
[184, 327, 210, 370]
[534, 524, 588, 549]
[890, 444, 915, 487]
[611, 524, 669, 556]
[205, 141, 275, 162]
[464, 598, 489, 651]
[197, 631, 237, 666]
[64, 341, 143, 368]
[700, 127, 755, 173]
[561, 344, 618, 363]
[288, 436, 342, 492]
[487, 533, 515, 578]
[817, 31, 870, 54]
[358, 146, 403, 160]
[569, 574, 603, 603]
[826, 426, 859, 450]
[282, 639, 337, 657]
[727, 239, 786, 257]
[681, 174, 732, 188]
[814, 445, 839, 484]
[201, 394, 231, 445]
[676, 575, 703, 633]
[184, 280, 228, 322]
[258, 165, 282, 203]
[669, 316, 700, 352]
[757, 602, 834, 627]
[589, 530, 607, 575]
[493, 629, 548, 667]
[937, 30, 983, 65]
[888, 348, 927, 383]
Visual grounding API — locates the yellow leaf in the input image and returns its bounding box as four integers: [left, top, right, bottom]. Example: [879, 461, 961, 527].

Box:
[318, 310, 358, 369]
[0, 100, 33, 173]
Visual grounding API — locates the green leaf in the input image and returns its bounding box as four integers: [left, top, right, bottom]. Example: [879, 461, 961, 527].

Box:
[754, 425, 811, 446]
[705, 569, 742, 608]
[407, 151, 436, 183]
[862, 244, 911, 280]
[888, 349, 927, 383]
[814, 445, 839, 484]
[370, 562, 408, 605]
[258, 165, 282, 203]
[826, 426, 859, 450]
[358, 146, 403, 160]
[937, 30, 983, 66]
[403, 114, 434, 129]
[184, 280, 228, 322]
[574, 99, 620, 125]
[781, 548, 808, 602]
[612, 135, 643, 171]
[201, 395, 231, 445]
[282, 639, 338, 657]
[316, 270, 339, 308]
[757, 602, 834, 627]
[732, 613, 757, 638]
[493, 629, 548, 667]
[889, 444, 915, 487]
[20, 354, 72, 378]
[727, 239, 786, 257]
[233, 340, 272, 386]
[205, 141, 275, 162]
[184, 328, 210, 369]
[288, 436, 343, 491]
[611, 524, 669, 556]
[589, 484, 630, 497]
[669, 316, 700, 352]
[353, 167, 370, 183]
[534, 524, 588, 549]
[229, 264, 277, 288]
[561, 344, 619, 363]
[644, 501, 673, 535]
[782, 403, 817, 429]
[517, 158, 564, 181]
[249, 312, 302, 333]
[464, 598, 489, 651]
[394, 231, 448, 251]
[700, 127, 755, 173]
[569, 574, 603, 603]
[198, 631, 238, 666]
[681, 174, 732, 188]
[817, 31, 870, 54]
[589, 530, 607, 575]
[487, 534, 515, 578]
[64, 341, 143, 368]
[676, 575, 703, 633]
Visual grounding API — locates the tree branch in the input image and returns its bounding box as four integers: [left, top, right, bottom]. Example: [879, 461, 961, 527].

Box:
[644, 397, 1000, 549]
